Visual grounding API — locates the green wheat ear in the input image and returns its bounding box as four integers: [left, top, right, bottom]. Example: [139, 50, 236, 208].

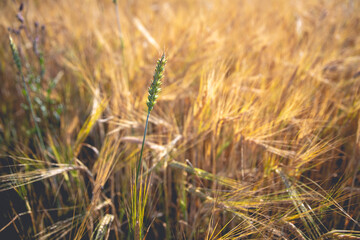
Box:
[146, 53, 167, 112]
[9, 36, 22, 72]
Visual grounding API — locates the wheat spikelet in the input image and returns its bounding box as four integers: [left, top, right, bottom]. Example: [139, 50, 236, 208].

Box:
[9, 36, 22, 72]
[146, 53, 166, 112]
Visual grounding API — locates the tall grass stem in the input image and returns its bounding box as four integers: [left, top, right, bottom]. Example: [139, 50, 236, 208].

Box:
[135, 111, 150, 187]
[9, 36, 46, 156]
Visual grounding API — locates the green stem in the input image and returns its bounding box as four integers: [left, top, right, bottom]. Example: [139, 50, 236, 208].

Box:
[136, 111, 150, 187]
[20, 72, 46, 156]
[9, 35, 46, 158]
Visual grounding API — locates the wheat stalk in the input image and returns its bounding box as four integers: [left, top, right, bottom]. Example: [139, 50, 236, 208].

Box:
[135, 53, 167, 186]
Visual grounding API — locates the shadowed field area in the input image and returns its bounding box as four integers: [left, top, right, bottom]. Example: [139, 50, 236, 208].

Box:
[0, 0, 360, 239]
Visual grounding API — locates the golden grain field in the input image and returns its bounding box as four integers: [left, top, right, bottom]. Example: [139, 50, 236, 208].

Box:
[0, 0, 360, 239]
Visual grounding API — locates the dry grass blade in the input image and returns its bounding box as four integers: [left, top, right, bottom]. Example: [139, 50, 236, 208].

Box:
[133, 17, 161, 52]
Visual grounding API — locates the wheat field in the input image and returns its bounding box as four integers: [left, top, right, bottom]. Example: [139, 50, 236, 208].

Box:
[0, 0, 360, 239]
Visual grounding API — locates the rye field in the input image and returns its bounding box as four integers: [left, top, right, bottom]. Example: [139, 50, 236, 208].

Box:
[0, 0, 360, 239]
